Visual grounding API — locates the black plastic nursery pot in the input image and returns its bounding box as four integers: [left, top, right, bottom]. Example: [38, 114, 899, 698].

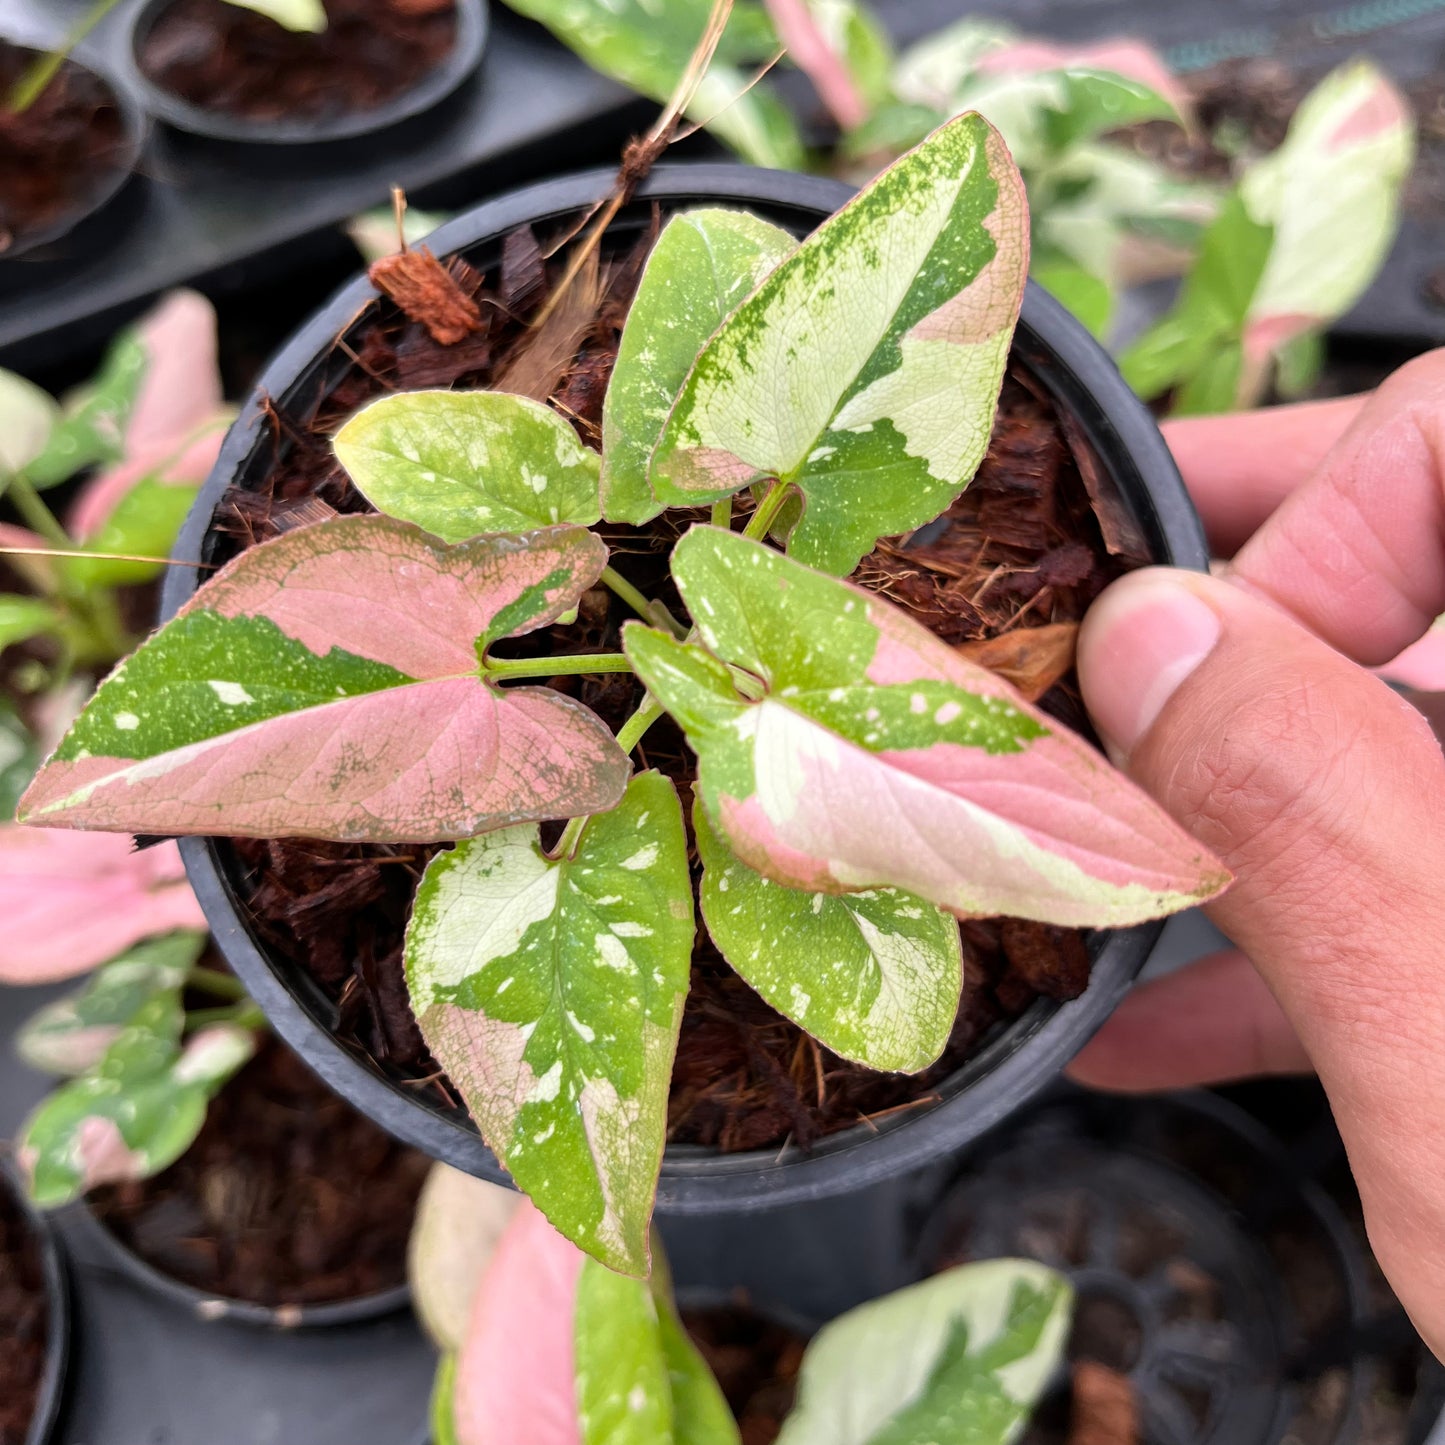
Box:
[162, 163, 1210, 1216]
[0, 1166, 70, 1445]
[0, 26, 149, 268]
[123, 0, 488, 148]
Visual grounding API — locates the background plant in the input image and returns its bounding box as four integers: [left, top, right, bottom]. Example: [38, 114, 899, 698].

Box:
[18, 113, 1228, 1273]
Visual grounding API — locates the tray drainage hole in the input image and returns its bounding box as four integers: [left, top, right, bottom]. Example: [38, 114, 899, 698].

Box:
[1069, 1289, 1145, 1374]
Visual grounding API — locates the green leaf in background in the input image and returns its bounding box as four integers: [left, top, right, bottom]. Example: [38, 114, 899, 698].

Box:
[1273, 330, 1325, 400]
[335, 391, 603, 541]
[0, 369, 59, 481]
[654, 1284, 741, 1445]
[24, 333, 146, 490]
[499, 0, 805, 169]
[18, 993, 255, 1208]
[1042, 67, 1180, 150]
[405, 772, 695, 1276]
[891, 18, 1014, 113]
[431, 1353, 461, 1445]
[17, 930, 207, 1076]
[809, 0, 895, 110]
[224, 0, 328, 32]
[60, 476, 201, 590]
[694, 805, 961, 1073]
[841, 99, 943, 160]
[651, 111, 1027, 576]
[575, 1257, 677, 1444]
[1030, 253, 1112, 339]
[0, 699, 37, 820]
[0, 597, 61, 654]
[774, 1261, 1072, 1445]
[602, 209, 795, 525]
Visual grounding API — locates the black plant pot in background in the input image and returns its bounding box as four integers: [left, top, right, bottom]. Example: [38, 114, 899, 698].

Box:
[162, 164, 1208, 1216]
[1, 1167, 70, 1445]
[123, 0, 489, 148]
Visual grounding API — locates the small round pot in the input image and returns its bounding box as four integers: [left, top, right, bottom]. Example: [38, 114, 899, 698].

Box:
[1, 1167, 71, 1445]
[124, 0, 488, 147]
[73, 1198, 410, 1329]
[0, 27, 148, 266]
[163, 163, 1208, 1216]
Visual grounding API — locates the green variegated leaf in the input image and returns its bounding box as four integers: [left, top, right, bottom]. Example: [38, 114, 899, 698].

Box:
[24, 334, 145, 489]
[775, 1261, 1071, 1445]
[19, 517, 629, 840]
[405, 772, 695, 1275]
[60, 476, 201, 589]
[17, 930, 207, 1076]
[603, 210, 796, 526]
[225, 0, 327, 32]
[654, 1286, 740, 1445]
[17, 994, 255, 1208]
[576, 1257, 676, 1444]
[809, 0, 894, 109]
[335, 391, 603, 541]
[694, 805, 960, 1072]
[649, 112, 1028, 576]
[0, 370, 59, 479]
[624, 528, 1229, 928]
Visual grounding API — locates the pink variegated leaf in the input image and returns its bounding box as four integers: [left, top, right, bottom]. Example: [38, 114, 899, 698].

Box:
[0, 826, 204, 983]
[625, 528, 1231, 929]
[19, 516, 630, 841]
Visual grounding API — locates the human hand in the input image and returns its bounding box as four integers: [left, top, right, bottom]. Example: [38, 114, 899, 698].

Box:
[1068, 360, 1445, 1359]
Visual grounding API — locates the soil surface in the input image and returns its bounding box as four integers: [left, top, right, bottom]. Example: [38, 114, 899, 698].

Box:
[90, 1039, 429, 1310]
[214, 207, 1142, 1153]
[0, 42, 129, 254]
[0, 1185, 49, 1445]
[139, 0, 459, 124]
[681, 1301, 806, 1445]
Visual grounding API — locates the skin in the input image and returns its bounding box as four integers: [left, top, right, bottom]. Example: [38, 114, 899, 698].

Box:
[1068, 356, 1445, 1360]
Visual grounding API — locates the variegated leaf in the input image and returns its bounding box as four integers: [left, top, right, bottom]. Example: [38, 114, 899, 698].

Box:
[575, 1256, 676, 1443]
[18, 517, 629, 840]
[0, 369, 59, 478]
[776, 1261, 1071, 1445]
[625, 528, 1230, 928]
[694, 805, 960, 1072]
[17, 930, 206, 1076]
[649, 112, 1028, 576]
[335, 391, 603, 542]
[405, 772, 695, 1276]
[226, 0, 327, 31]
[18, 995, 255, 1208]
[602, 210, 795, 526]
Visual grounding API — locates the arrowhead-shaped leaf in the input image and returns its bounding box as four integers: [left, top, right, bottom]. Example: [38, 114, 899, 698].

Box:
[0, 827, 205, 983]
[649, 112, 1028, 576]
[694, 805, 961, 1072]
[602, 210, 795, 525]
[17, 930, 206, 1076]
[335, 391, 603, 542]
[775, 1261, 1071, 1445]
[19, 517, 630, 841]
[18, 993, 255, 1208]
[625, 528, 1230, 928]
[405, 771, 695, 1275]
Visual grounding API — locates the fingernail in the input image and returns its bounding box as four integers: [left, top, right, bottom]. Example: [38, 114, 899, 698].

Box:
[1077, 570, 1222, 757]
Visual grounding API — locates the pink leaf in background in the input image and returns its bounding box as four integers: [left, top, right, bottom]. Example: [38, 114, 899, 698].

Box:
[454, 1199, 584, 1445]
[0, 826, 203, 983]
[764, 0, 868, 130]
[978, 36, 1190, 119]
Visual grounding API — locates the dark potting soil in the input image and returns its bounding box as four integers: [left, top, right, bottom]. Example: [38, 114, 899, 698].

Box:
[138, 0, 458, 124]
[0, 1187, 48, 1445]
[0, 43, 128, 255]
[680, 1301, 806, 1445]
[90, 1038, 430, 1309]
[214, 209, 1141, 1153]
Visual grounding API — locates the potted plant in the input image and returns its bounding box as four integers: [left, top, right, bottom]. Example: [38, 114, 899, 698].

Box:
[17, 114, 1229, 1277]
[0, 1167, 69, 1445]
[125, 0, 490, 146]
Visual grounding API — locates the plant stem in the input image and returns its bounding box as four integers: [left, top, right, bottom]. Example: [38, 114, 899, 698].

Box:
[742, 479, 792, 542]
[710, 496, 732, 529]
[600, 567, 687, 638]
[483, 652, 634, 682]
[185, 1002, 266, 1031]
[552, 813, 589, 861]
[9, 0, 124, 113]
[614, 694, 663, 755]
[5, 473, 70, 549]
[184, 968, 248, 1002]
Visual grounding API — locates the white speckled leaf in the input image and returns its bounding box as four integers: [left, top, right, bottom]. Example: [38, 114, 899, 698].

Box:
[405, 771, 695, 1276]
[694, 805, 960, 1073]
[775, 1261, 1071, 1445]
[602, 210, 795, 525]
[336, 391, 603, 542]
[575, 1257, 675, 1444]
[649, 111, 1028, 575]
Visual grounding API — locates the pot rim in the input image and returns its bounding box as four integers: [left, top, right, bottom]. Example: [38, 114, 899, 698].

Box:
[0, 28, 149, 262]
[72, 1197, 411, 1329]
[123, 0, 488, 146]
[1, 1165, 71, 1445]
[163, 162, 1208, 1214]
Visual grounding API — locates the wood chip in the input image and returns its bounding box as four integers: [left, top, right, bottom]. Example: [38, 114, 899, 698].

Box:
[955, 622, 1079, 701]
[1068, 1362, 1139, 1445]
[368, 247, 482, 346]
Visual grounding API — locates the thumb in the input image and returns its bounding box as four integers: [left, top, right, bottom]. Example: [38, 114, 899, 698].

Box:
[1076, 567, 1445, 1358]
